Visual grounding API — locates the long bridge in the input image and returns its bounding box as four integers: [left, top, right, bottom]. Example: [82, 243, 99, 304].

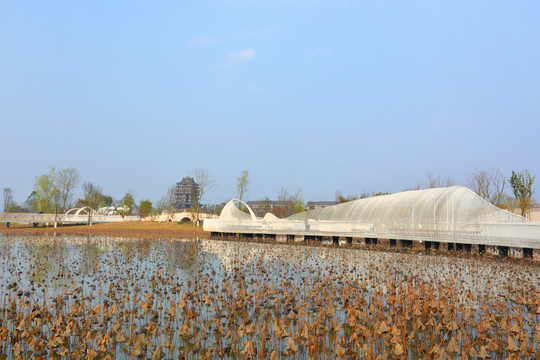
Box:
[204, 186, 540, 260]
[0, 212, 140, 227]
[0, 208, 216, 227]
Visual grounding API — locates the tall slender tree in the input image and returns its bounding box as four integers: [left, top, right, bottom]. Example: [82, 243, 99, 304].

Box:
[509, 170, 535, 217]
[236, 170, 249, 202]
[3, 188, 13, 213]
[191, 168, 216, 221]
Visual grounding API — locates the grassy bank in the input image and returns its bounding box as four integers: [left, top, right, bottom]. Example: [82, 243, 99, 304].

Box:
[0, 221, 205, 239]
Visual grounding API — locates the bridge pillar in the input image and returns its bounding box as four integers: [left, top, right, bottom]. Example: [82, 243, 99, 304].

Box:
[498, 246, 509, 257]
[400, 239, 413, 248]
[295, 235, 305, 242]
[509, 247, 524, 259]
[276, 234, 287, 243]
[486, 246, 499, 256]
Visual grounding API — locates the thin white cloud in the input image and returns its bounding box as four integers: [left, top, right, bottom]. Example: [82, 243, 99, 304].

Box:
[308, 46, 328, 58]
[237, 28, 276, 38]
[190, 37, 219, 46]
[226, 48, 256, 63]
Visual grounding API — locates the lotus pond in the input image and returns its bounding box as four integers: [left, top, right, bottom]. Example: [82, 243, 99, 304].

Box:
[0, 234, 539, 359]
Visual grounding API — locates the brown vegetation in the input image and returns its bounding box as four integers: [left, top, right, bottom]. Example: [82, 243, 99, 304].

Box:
[0, 221, 204, 239]
[0, 236, 538, 359]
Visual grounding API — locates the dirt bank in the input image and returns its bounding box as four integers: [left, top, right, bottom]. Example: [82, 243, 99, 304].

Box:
[0, 221, 205, 239]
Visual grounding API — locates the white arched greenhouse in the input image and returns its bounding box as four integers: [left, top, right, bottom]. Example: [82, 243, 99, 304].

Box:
[203, 186, 540, 253]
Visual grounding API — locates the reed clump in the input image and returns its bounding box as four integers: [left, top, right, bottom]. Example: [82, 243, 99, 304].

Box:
[0, 235, 538, 359]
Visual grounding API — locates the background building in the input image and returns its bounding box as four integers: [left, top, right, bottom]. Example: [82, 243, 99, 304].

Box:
[247, 200, 291, 217]
[307, 201, 337, 210]
[175, 177, 199, 211]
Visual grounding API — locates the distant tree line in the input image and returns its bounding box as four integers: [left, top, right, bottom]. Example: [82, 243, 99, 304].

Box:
[3, 167, 537, 220]
[333, 169, 536, 218]
[2, 166, 153, 217]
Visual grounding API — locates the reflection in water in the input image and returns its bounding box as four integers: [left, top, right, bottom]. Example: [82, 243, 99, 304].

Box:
[0, 234, 538, 359]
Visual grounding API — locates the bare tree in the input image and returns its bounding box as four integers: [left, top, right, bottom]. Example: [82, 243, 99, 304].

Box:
[191, 168, 216, 221]
[277, 186, 305, 217]
[157, 185, 177, 219]
[422, 173, 455, 189]
[335, 190, 360, 203]
[236, 170, 249, 202]
[55, 167, 81, 213]
[81, 182, 104, 211]
[468, 168, 506, 206]
[3, 188, 13, 213]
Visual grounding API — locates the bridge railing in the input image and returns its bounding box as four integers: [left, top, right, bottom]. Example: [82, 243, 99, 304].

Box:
[203, 218, 540, 249]
[0, 213, 141, 224]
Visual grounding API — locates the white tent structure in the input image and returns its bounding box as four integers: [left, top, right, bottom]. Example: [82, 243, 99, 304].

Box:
[203, 186, 540, 250]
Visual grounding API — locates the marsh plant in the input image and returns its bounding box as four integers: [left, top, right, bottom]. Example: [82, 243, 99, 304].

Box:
[0, 235, 538, 359]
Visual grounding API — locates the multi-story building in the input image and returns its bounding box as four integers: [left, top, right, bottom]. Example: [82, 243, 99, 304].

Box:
[175, 177, 199, 211]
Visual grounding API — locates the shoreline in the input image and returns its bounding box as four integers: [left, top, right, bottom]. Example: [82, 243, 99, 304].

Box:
[0, 221, 205, 239]
[1, 222, 538, 266]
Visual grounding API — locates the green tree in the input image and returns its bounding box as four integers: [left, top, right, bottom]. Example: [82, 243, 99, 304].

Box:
[25, 191, 39, 212]
[32, 166, 81, 214]
[100, 195, 114, 207]
[33, 170, 57, 213]
[138, 199, 152, 218]
[121, 191, 136, 215]
[335, 190, 359, 203]
[509, 170, 535, 217]
[236, 170, 249, 202]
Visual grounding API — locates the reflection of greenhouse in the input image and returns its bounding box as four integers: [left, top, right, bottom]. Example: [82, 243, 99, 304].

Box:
[203, 186, 540, 257]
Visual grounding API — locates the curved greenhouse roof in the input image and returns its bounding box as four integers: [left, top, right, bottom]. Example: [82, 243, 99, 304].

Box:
[288, 186, 526, 224]
[204, 186, 540, 249]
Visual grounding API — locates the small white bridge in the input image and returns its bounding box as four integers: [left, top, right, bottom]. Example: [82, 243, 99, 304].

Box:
[0, 212, 140, 226]
[0, 209, 218, 227]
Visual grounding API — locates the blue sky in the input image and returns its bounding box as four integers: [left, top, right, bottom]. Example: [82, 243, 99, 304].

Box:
[1, 0, 539, 205]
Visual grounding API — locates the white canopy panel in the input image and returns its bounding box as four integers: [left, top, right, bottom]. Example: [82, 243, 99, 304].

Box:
[204, 186, 540, 249]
